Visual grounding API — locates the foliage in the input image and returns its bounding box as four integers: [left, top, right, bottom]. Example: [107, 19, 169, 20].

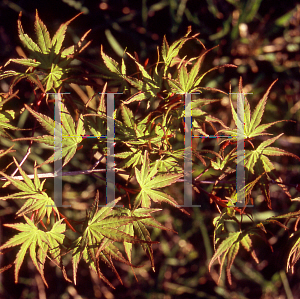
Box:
[0, 10, 300, 296]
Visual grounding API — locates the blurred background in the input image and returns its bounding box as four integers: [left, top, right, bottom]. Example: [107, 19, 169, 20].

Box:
[0, 0, 300, 298]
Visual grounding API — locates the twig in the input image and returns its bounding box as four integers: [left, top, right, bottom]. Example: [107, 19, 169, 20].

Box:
[0, 168, 128, 182]
[10, 92, 45, 178]
[10, 148, 31, 178]
[176, 179, 236, 184]
[90, 153, 105, 170]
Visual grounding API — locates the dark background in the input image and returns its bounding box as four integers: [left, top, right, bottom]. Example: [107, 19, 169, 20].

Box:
[0, 0, 300, 298]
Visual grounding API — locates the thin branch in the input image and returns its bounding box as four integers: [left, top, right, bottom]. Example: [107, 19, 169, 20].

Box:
[10, 92, 45, 178]
[10, 147, 31, 178]
[176, 179, 236, 184]
[0, 168, 128, 182]
[90, 153, 105, 170]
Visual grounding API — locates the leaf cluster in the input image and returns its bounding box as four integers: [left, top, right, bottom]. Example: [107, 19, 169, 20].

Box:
[0, 11, 300, 289]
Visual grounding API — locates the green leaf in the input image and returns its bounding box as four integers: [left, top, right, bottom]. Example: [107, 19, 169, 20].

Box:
[17, 12, 42, 54]
[161, 35, 169, 63]
[226, 241, 240, 285]
[5, 58, 41, 68]
[209, 228, 261, 285]
[51, 12, 83, 54]
[120, 104, 135, 130]
[257, 133, 284, 152]
[0, 158, 59, 223]
[34, 10, 51, 53]
[144, 173, 182, 189]
[249, 79, 278, 133]
[24, 104, 54, 134]
[22, 102, 84, 167]
[0, 216, 50, 285]
[133, 152, 183, 210]
[101, 45, 123, 76]
[209, 232, 241, 273]
[287, 230, 300, 274]
[186, 56, 202, 92]
[178, 65, 188, 92]
[7, 11, 90, 93]
[132, 218, 155, 270]
[126, 52, 152, 80]
[0, 110, 18, 138]
[262, 147, 300, 161]
[71, 192, 158, 286]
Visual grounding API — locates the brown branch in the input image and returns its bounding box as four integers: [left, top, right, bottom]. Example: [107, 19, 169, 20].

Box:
[10, 147, 31, 178]
[0, 168, 128, 182]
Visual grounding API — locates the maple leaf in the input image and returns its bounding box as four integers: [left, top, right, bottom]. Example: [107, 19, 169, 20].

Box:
[0, 159, 59, 223]
[12, 102, 85, 168]
[0, 10, 91, 92]
[0, 216, 66, 287]
[133, 151, 183, 210]
[71, 192, 158, 286]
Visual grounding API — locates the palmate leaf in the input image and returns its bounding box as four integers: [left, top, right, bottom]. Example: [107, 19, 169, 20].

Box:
[161, 27, 202, 76]
[133, 151, 183, 210]
[167, 44, 237, 94]
[71, 192, 158, 286]
[114, 107, 151, 169]
[0, 159, 59, 223]
[217, 78, 300, 207]
[14, 103, 85, 168]
[115, 116, 147, 163]
[1, 218, 67, 287]
[209, 228, 261, 285]
[219, 78, 286, 140]
[4, 10, 91, 92]
[0, 216, 57, 287]
[123, 53, 161, 104]
[110, 207, 176, 271]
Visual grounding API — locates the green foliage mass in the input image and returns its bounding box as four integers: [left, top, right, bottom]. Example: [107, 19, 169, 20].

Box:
[0, 11, 299, 292]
